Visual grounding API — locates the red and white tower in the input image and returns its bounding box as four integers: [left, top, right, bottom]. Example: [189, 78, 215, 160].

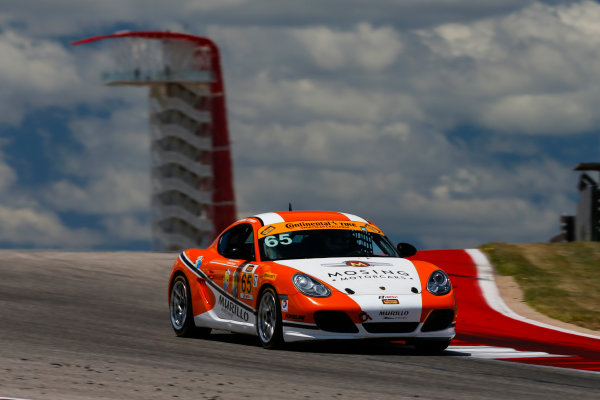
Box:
[73, 32, 236, 251]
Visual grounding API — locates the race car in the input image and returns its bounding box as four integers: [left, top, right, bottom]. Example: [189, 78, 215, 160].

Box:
[168, 211, 456, 352]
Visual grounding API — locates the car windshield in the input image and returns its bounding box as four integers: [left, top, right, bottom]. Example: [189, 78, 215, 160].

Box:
[259, 229, 399, 261]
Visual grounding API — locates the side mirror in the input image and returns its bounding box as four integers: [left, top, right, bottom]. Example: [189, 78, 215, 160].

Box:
[396, 242, 417, 258]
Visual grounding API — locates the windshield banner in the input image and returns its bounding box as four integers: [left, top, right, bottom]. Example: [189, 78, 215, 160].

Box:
[257, 220, 384, 238]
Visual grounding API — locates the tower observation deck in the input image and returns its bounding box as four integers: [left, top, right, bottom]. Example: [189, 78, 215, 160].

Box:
[73, 31, 236, 251]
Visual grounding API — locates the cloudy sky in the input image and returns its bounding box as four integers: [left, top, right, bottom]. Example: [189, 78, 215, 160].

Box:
[0, 0, 598, 250]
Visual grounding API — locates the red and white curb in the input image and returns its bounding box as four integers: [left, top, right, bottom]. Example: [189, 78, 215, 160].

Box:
[466, 249, 600, 341]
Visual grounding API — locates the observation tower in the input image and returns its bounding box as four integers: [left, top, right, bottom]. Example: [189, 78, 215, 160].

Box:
[73, 31, 236, 251]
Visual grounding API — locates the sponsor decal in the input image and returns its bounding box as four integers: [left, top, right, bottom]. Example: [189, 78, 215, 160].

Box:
[263, 272, 277, 280]
[382, 299, 399, 304]
[380, 310, 409, 316]
[223, 269, 231, 290]
[346, 261, 370, 267]
[260, 226, 276, 236]
[379, 310, 409, 319]
[253, 274, 259, 287]
[379, 295, 398, 299]
[365, 224, 383, 234]
[218, 295, 250, 321]
[285, 220, 357, 230]
[359, 311, 373, 322]
[322, 261, 392, 268]
[280, 294, 289, 312]
[257, 220, 387, 238]
[244, 264, 258, 273]
[195, 256, 204, 268]
[327, 270, 413, 282]
[232, 265, 244, 297]
[240, 272, 253, 298]
[285, 314, 305, 321]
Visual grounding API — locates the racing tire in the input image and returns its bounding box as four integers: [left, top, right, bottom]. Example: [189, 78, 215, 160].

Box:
[412, 339, 451, 355]
[256, 287, 284, 349]
[169, 274, 211, 338]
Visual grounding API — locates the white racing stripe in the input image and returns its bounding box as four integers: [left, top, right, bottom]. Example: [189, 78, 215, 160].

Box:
[253, 212, 285, 225]
[340, 212, 368, 223]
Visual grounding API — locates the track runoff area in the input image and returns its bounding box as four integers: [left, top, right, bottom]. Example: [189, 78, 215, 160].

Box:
[412, 249, 600, 373]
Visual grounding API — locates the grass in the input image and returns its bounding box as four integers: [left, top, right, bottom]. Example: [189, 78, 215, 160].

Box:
[480, 241, 600, 331]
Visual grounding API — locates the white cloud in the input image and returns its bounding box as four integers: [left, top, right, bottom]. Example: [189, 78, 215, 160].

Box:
[0, 204, 100, 248]
[229, 72, 423, 126]
[422, 22, 503, 61]
[293, 23, 403, 71]
[415, 1, 600, 135]
[63, 103, 149, 174]
[0, 31, 80, 124]
[480, 92, 597, 134]
[43, 169, 149, 214]
[232, 112, 573, 248]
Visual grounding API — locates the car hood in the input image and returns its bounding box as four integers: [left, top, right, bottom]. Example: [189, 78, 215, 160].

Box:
[274, 257, 422, 295]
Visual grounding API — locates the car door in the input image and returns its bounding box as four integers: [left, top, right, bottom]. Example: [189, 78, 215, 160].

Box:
[200, 223, 258, 332]
[208, 223, 255, 297]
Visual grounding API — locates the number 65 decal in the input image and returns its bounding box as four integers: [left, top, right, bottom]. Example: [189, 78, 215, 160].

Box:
[264, 233, 292, 247]
[239, 272, 254, 299]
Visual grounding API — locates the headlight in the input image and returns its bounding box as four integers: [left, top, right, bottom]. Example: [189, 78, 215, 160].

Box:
[292, 273, 331, 297]
[427, 270, 451, 296]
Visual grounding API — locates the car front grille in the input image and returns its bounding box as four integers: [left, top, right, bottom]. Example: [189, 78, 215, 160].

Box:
[421, 309, 455, 332]
[362, 322, 419, 334]
[313, 311, 359, 333]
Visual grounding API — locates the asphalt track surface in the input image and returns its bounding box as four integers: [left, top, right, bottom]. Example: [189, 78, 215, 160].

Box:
[1, 251, 599, 400]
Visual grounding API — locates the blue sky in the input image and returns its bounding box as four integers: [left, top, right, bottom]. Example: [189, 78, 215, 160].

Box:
[0, 0, 598, 250]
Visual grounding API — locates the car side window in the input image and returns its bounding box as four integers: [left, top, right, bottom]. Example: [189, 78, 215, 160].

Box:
[218, 224, 255, 260]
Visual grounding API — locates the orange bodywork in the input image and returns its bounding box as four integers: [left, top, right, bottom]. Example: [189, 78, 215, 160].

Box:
[168, 211, 457, 341]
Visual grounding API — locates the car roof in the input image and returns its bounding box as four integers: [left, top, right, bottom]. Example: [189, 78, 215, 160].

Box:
[252, 211, 368, 226]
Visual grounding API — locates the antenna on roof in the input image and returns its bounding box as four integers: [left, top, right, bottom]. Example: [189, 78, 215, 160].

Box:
[289, 203, 293, 211]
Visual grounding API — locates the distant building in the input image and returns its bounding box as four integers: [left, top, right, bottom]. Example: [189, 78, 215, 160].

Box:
[553, 163, 600, 242]
[74, 32, 236, 251]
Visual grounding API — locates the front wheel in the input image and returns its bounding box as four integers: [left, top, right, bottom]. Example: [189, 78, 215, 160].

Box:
[169, 274, 211, 338]
[256, 287, 283, 349]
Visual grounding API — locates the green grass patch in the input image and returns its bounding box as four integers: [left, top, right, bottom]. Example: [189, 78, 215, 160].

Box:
[480, 242, 600, 331]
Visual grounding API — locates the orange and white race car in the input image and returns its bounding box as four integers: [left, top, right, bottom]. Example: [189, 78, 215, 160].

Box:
[168, 211, 457, 352]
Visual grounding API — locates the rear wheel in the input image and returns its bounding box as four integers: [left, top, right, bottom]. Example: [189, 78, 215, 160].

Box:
[412, 339, 451, 354]
[256, 287, 283, 349]
[169, 274, 211, 338]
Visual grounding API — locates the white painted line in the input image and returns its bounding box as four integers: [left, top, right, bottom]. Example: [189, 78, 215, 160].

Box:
[465, 249, 600, 340]
[448, 345, 569, 360]
[0, 397, 36, 400]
